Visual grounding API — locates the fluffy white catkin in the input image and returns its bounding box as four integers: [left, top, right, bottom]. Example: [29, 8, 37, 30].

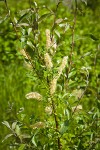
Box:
[50, 77, 57, 95]
[44, 53, 53, 70]
[46, 29, 51, 49]
[25, 92, 42, 101]
[57, 56, 68, 78]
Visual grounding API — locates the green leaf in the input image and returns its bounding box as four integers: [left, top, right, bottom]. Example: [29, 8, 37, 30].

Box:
[54, 30, 60, 38]
[18, 144, 26, 150]
[2, 121, 11, 129]
[85, 33, 99, 41]
[32, 136, 37, 147]
[59, 23, 67, 27]
[27, 41, 35, 49]
[12, 122, 17, 130]
[68, 70, 76, 79]
[17, 12, 29, 24]
[89, 34, 99, 41]
[2, 134, 13, 142]
[32, 1, 37, 7]
[68, 79, 77, 87]
[83, 52, 91, 57]
[16, 23, 29, 27]
[15, 125, 21, 136]
[20, 134, 31, 139]
[60, 123, 68, 134]
[64, 109, 70, 120]
[18, 9, 30, 16]
[81, 0, 87, 5]
[38, 13, 52, 22]
[28, 28, 32, 35]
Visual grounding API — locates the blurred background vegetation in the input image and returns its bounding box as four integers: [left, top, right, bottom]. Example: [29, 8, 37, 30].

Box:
[0, 0, 100, 149]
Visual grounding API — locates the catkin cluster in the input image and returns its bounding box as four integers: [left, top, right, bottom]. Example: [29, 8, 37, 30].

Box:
[20, 49, 29, 59]
[20, 49, 32, 69]
[50, 77, 58, 95]
[45, 106, 52, 115]
[44, 29, 55, 70]
[45, 29, 68, 95]
[46, 29, 51, 49]
[57, 56, 68, 78]
[50, 56, 68, 95]
[44, 52, 53, 70]
[25, 92, 42, 101]
[72, 105, 82, 112]
[46, 29, 57, 55]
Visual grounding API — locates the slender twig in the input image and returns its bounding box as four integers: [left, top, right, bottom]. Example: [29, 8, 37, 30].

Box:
[51, 97, 62, 150]
[66, 0, 78, 80]
[50, 1, 62, 149]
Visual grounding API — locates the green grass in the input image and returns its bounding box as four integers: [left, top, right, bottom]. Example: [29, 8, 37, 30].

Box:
[0, 62, 28, 148]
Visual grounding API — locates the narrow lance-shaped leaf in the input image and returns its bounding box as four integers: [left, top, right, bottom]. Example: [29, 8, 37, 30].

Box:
[2, 121, 11, 129]
[15, 125, 21, 136]
[32, 136, 37, 147]
[38, 13, 52, 22]
[12, 122, 17, 130]
[84, 33, 99, 41]
[17, 12, 30, 24]
[2, 134, 13, 142]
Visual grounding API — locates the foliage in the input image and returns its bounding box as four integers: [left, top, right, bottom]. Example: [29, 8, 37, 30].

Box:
[0, 0, 100, 149]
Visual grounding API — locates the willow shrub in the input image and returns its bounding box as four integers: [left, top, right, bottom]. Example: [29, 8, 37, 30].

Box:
[2, 0, 100, 149]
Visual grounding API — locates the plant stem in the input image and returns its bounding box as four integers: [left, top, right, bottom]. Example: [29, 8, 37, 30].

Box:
[66, 0, 78, 80]
[51, 97, 62, 149]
